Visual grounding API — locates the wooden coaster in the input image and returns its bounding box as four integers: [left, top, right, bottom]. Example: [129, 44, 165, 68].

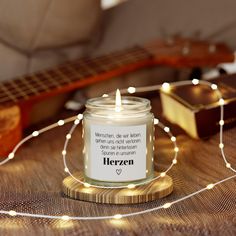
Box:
[62, 171, 173, 204]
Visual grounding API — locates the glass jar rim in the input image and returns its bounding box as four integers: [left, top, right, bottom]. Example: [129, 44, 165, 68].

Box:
[85, 96, 151, 114]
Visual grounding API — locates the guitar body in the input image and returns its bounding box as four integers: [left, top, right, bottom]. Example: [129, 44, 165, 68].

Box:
[0, 105, 22, 157]
[0, 37, 233, 157]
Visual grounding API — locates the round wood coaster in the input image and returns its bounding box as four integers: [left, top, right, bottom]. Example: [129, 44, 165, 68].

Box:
[62, 171, 173, 204]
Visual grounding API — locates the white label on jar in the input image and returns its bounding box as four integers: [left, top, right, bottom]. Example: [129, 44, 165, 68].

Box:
[88, 124, 146, 182]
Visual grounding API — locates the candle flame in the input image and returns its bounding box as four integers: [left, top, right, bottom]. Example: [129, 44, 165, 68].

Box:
[115, 89, 122, 112]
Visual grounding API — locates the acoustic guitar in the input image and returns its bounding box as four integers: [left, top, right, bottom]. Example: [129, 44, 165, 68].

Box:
[0, 37, 233, 157]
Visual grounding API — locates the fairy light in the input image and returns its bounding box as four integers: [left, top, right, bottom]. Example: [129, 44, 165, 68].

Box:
[162, 203, 172, 209]
[161, 82, 171, 92]
[164, 127, 170, 133]
[192, 79, 199, 85]
[8, 210, 17, 216]
[102, 94, 108, 97]
[127, 87, 136, 94]
[58, 120, 65, 126]
[211, 84, 218, 90]
[84, 183, 91, 188]
[160, 172, 166, 177]
[61, 215, 70, 221]
[171, 136, 176, 142]
[32, 131, 39, 137]
[219, 98, 225, 105]
[62, 150, 67, 155]
[219, 120, 224, 126]
[219, 143, 224, 149]
[77, 114, 83, 120]
[127, 184, 135, 189]
[174, 147, 179, 153]
[0, 79, 235, 222]
[226, 163, 231, 168]
[74, 119, 80, 125]
[154, 118, 159, 125]
[8, 152, 14, 159]
[113, 214, 122, 219]
[206, 184, 214, 190]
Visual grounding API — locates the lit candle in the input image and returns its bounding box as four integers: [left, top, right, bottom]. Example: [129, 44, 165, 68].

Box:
[83, 90, 154, 187]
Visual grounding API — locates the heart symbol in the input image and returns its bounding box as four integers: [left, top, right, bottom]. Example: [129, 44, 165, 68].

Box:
[116, 169, 122, 175]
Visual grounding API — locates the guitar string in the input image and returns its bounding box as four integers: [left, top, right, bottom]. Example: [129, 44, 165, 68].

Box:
[0, 80, 235, 221]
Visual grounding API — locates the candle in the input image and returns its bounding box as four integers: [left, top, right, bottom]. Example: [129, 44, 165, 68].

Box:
[83, 90, 154, 187]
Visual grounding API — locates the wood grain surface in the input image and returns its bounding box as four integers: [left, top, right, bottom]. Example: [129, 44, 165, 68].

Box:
[0, 97, 236, 236]
[62, 171, 173, 204]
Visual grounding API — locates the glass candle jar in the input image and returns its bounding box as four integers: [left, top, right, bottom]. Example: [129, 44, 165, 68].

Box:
[83, 94, 154, 187]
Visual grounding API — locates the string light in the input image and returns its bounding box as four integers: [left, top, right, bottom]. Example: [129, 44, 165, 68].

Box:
[8, 210, 17, 216]
[0, 80, 235, 222]
[219, 98, 225, 105]
[162, 203, 172, 209]
[211, 84, 218, 90]
[61, 215, 70, 221]
[127, 184, 136, 189]
[58, 120, 65, 126]
[206, 184, 214, 190]
[171, 136, 176, 142]
[113, 214, 122, 219]
[127, 87, 136, 94]
[192, 79, 199, 85]
[32, 131, 39, 137]
[164, 127, 170, 133]
[161, 82, 171, 92]
[154, 118, 159, 125]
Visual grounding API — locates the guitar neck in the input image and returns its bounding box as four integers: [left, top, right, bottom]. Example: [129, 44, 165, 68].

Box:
[0, 46, 152, 106]
[0, 38, 234, 106]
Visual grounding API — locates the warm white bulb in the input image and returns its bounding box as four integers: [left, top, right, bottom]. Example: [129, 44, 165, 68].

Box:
[163, 203, 172, 208]
[84, 183, 91, 188]
[211, 84, 218, 90]
[74, 119, 80, 125]
[219, 98, 225, 105]
[61, 215, 70, 221]
[58, 120, 65, 126]
[219, 143, 224, 149]
[164, 127, 170, 133]
[32, 131, 39, 137]
[174, 147, 179, 153]
[127, 87, 136, 94]
[64, 167, 69, 172]
[102, 94, 108, 97]
[219, 120, 224, 126]
[173, 159, 177, 164]
[207, 184, 214, 189]
[161, 82, 171, 92]
[66, 134, 71, 139]
[192, 79, 199, 85]
[77, 114, 83, 120]
[127, 184, 135, 189]
[154, 118, 159, 125]
[226, 163, 231, 168]
[8, 210, 17, 216]
[171, 136, 176, 142]
[160, 172, 166, 177]
[8, 152, 14, 159]
[62, 150, 67, 155]
[113, 214, 122, 219]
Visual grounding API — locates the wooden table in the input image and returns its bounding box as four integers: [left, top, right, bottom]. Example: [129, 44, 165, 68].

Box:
[0, 96, 236, 236]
